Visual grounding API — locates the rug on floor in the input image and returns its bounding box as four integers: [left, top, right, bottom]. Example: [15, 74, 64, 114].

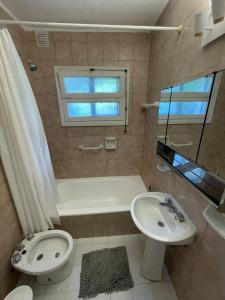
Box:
[79, 246, 134, 299]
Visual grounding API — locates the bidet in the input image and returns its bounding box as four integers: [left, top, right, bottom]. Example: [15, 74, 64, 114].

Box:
[11, 230, 74, 284]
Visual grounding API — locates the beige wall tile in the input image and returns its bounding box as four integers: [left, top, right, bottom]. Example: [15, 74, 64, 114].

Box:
[118, 42, 134, 60]
[55, 42, 72, 61]
[71, 42, 88, 61]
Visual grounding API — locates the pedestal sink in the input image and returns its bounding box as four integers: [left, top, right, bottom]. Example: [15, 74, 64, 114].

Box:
[131, 192, 197, 281]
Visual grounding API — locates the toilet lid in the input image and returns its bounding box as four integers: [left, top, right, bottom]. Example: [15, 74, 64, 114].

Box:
[4, 285, 33, 300]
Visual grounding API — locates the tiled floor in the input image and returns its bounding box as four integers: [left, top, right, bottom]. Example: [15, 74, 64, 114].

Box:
[19, 234, 178, 300]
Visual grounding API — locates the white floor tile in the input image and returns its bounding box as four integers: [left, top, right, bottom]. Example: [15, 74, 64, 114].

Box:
[124, 234, 143, 242]
[33, 295, 46, 300]
[152, 282, 178, 300]
[109, 241, 126, 248]
[108, 235, 125, 243]
[109, 235, 126, 247]
[67, 290, 80, 300]
[68, 265, 81, 291]
[129, 259, 150, 285]
[93, 236, 109, 244]
[95, 293, 111, 299]
[45, 278, 70, 294]
[125, 240, 145, 260]
[111, 290, 133, 300]
[161, 266, 171, 282]
[45, 292, 68, 300]
[74, 244, 93, 265]
[76, 237, 93, 246]
[92, 243, 109, 251]
[132, 284, 155, 300]
[32, 281, 48, 295]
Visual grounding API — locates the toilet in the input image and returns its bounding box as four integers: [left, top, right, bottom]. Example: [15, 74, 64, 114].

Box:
[4, 285, 33, 300]
[11, 230, 74, 284]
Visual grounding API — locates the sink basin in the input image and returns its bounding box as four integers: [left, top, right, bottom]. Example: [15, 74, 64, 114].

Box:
[131, 192, 196, 245]
[130, 192, 197, 281]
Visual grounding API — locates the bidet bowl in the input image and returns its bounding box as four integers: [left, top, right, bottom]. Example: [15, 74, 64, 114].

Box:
[11, 230, 73, 276]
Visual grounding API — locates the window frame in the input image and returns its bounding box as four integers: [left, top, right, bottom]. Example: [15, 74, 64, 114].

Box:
[54, 66, 129, 127]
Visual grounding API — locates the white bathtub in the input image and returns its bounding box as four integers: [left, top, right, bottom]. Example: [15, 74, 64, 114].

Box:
[56, 176, 147, 216]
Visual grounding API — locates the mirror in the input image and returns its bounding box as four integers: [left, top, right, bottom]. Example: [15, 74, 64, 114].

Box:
[197, 71, 225, 180]
[156, 71, 225, 209]
[158, 75, 214, 162]
[157, 88, 172, 144]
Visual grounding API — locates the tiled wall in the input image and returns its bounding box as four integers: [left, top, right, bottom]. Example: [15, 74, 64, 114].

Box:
[0, 9, 24, 299]
[141, 0, 225, 299]
[23, 31, 150, 178]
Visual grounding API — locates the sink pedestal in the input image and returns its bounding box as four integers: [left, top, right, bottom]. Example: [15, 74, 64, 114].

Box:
[141, 237, 166, 281]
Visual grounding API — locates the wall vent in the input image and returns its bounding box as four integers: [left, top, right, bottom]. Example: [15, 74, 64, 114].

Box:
[35, 31, 49, 47]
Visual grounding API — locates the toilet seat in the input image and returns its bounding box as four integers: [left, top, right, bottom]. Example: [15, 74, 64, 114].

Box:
[4, 285, 33, 300]
[11, 230, 73, 276]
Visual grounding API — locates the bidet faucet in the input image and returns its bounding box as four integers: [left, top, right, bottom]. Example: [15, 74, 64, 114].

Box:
[12, 252, 22, 264]
[26, 233, 34, 241]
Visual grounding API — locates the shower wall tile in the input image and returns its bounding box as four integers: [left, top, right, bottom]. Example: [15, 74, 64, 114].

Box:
[140, 0, 225, 299]
[23, 31, 151, 178]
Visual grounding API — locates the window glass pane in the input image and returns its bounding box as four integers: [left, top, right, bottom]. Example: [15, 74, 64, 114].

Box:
[172, 76, 213, 93]
[159, 101, 207, 116]
[161, 76, 213, 94]
[64, 77, 90, 93]
[67, 102, 120, 118]
[94, 77, 120, 93]
[64, 76, 120, 94]
[67, 103, 91, 117]
[95, 102, 120, 116]
[159, 102, 170, 115]
[169, 101, 207, 115]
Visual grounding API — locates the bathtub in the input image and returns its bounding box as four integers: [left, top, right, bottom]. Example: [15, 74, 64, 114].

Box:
[57, 176, 147, 217]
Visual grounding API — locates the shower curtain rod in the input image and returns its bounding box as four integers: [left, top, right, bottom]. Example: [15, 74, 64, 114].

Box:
[0, 19, 183, 32]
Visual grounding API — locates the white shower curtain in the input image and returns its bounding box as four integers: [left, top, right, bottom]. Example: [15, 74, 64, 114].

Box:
[0, 28, 60, 235]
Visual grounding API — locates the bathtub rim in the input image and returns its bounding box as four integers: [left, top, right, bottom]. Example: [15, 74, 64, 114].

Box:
[56, 175, 147, 217]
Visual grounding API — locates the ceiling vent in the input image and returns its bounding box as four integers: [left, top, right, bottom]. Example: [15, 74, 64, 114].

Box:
[35, 31, 49, 47]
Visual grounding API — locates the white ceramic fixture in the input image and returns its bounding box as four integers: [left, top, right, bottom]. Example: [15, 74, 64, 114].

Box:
[131, 192, 197, 281]
[11, 230, 74, 284]
[4, 285, 33, 300]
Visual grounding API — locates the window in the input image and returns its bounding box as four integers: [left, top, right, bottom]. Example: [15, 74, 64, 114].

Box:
[54, 66, 129, 126]
[159, 75, 214, 124]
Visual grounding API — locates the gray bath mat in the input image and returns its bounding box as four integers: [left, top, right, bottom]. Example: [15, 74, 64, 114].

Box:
[79, 246, 134, 299]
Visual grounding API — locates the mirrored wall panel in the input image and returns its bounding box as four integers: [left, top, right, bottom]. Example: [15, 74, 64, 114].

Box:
[197, 71, 225, 180]
[167, 75, 214, 161]
[157, 87, 172, 144]
[157, 74, 215, 162]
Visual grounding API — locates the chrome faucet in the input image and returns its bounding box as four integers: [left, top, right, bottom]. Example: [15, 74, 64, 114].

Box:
[175, 212, 185, 223]
[160, 198, 185, 222]
[159, 199, 177, 213]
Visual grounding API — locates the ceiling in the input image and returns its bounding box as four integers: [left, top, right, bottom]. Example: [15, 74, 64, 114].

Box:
[0, 0, 168, 26]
